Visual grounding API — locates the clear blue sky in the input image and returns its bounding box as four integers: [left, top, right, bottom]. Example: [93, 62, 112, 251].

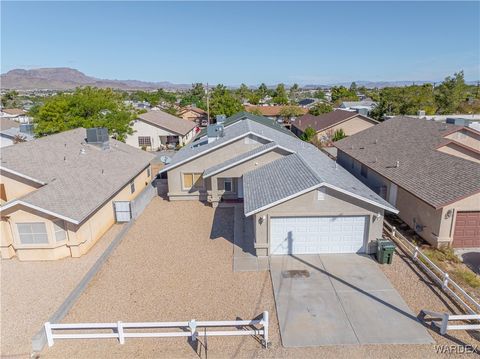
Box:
[1, 1, 479, 85]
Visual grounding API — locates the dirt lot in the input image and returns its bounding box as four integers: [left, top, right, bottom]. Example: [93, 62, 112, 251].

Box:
[0, 224, 123, 357]
[41, 198, 480, 358]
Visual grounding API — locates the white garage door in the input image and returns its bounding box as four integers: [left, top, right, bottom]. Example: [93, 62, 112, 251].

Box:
[270, 216, 367, 255]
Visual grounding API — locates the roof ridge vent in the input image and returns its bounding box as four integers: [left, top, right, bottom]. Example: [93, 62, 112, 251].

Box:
[395, 160, 400, 168]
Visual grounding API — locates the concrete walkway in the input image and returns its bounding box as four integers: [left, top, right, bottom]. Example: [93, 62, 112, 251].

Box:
[270, 254, 433, 347]
[232, 204, 269, 272]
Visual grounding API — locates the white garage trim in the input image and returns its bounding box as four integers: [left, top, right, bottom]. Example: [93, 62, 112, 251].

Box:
[269, 215, 368, 255]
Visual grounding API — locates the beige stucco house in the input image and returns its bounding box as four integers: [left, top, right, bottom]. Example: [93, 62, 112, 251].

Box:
[126, 109, 197, 151]
[0, 128, 154, 260]
[292, 109, 378, 142]
[160, 112, 397, 257]
[179, 106, 208, 126]
[336, 117, 480, 249]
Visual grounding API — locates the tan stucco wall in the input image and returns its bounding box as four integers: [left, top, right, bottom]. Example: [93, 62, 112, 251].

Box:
[316, 116, 376, 140]
[437, 143, 480, 163]
[0, 171, 41, 202]
[252, 187, 384, 256]
[167, 134, 269, 200]
[445, 129, 480, 150]
[1, 166, 152, 261]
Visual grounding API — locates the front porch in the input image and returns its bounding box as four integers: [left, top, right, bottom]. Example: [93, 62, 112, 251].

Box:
[207, 176, 244, 208]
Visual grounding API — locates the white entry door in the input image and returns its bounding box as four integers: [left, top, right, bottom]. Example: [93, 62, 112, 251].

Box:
[270, 216, 367, 255]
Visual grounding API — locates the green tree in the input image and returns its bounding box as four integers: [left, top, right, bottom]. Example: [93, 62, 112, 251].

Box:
[273, 83, 289, 105]
[349, 82, 358, 92]
[289, 83, 300, 101]
[1, 90, 20, 107]
[331, 86, 358, 103]
[279, 105, 304, 122]
[257, 83, 268, 99]
[435, 71, 467, 114]
[313, 89, 325, 100]
[209, 84, 243, 118]
[246, 107, 263, 116]
[332, 128, 346, 142]
[309, 102, 333, 115]
[33, 87, 135, 141]
[237, 83, 251, 101]
[300, 127, 316, 142]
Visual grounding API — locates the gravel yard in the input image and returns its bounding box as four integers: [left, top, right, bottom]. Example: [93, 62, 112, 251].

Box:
[0, 224, 123, 357]
[41, 197, 480, 358]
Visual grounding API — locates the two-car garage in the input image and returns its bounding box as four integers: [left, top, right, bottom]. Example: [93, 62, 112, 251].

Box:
[270, 216, 368, 255]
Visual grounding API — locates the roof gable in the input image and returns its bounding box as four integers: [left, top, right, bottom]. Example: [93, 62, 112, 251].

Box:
[138, 110, 196, 135]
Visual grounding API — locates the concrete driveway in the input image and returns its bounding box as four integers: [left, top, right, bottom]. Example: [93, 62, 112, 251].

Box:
[270, 254, 433, 347]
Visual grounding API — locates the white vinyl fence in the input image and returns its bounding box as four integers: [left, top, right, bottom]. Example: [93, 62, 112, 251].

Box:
[384, 220, 480, 334]
[45, 311, 269, 349]
[420, 310, 480, 335]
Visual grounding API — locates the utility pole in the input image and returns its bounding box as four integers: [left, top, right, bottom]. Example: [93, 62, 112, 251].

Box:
[206, 83, 210, 125]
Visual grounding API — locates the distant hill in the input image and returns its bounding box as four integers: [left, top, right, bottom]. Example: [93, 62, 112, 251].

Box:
[0, 68, 191, 90]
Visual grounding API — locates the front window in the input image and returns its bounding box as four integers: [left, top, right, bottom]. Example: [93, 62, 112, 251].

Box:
[17, 222, 48, 244]
[183, 173, 204, 190]
[53, 219, 67, 242]
[224, 178, 233, 192]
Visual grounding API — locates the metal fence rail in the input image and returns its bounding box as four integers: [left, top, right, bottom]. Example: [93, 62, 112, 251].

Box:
[44, 311, 269, 349]
[420, 310, 480, 335]
[383, 220, 480, 315]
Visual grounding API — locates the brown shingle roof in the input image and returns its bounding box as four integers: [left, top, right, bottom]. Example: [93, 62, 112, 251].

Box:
[293, 109, 368, 132]
[138, 110, 196, 135]
[244, 105, 307, 117]
[335, 117, 480, 208]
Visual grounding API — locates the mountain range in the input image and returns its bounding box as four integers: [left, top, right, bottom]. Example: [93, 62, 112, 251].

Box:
[0, 68, 191, 90]
[1, 67, 477, 91]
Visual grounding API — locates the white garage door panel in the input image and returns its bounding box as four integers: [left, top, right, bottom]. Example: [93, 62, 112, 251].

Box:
[270, 216, 367, 255]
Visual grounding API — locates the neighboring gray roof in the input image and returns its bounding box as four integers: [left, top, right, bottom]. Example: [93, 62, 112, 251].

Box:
[0, 127, 35, 142]
[341, 100, 376, 108]
[203, 141, 284, 178]
[161, 111, 397, 214]
[138, 110, 196, 135]
[0, 128, 155, 223]
[335, 117, 480, 208]
[243, 154, 321, 215]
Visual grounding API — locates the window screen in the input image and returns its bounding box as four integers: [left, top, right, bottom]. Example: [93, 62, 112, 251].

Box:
[53, 219, 67, 242]
[138, 136, 151, 146]
[183, 173, 203, 189]
[17, 222, 48, 244]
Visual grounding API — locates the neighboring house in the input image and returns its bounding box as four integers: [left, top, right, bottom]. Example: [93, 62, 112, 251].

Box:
[0, 121, 35, 148]
[0, 108, 31, 124]
[179, 106, 208, 126]
[244, 105, 308, 127]
[335, 117, 480, 249]
[159, 112, 397, 257]
[339, 100, 377, 115]
[292, 109, 378, 142]
[0, 128, 154, 261]
[126, 109, 197, 151]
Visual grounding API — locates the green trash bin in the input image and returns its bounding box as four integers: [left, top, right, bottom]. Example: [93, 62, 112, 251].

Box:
[376, 239, 396, 264]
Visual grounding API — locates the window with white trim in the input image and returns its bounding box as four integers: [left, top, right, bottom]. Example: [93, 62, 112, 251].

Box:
[317, 188, 326, 200]
[17, 222, 48, 244]
[53, 219, 67, 242]
[138, 136, 151, 147]
[224, 178, 233, 192]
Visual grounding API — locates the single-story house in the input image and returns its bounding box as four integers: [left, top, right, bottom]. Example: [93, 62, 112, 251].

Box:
[0, 108, 31, 124]
[244, 105, 308, 127]
[339, 100, 377, 115]
[126, 109, 197, 151]
[0, 120, 35, 148]
[335, 117, 480, 248]
[179, 106, 208, 127]
[0, 128, 154, 260]
[160, 112, 397, 256]
[291, 109, 378, 142]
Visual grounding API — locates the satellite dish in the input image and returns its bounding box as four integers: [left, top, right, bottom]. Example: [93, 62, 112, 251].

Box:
[159, 155, 172, 164]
